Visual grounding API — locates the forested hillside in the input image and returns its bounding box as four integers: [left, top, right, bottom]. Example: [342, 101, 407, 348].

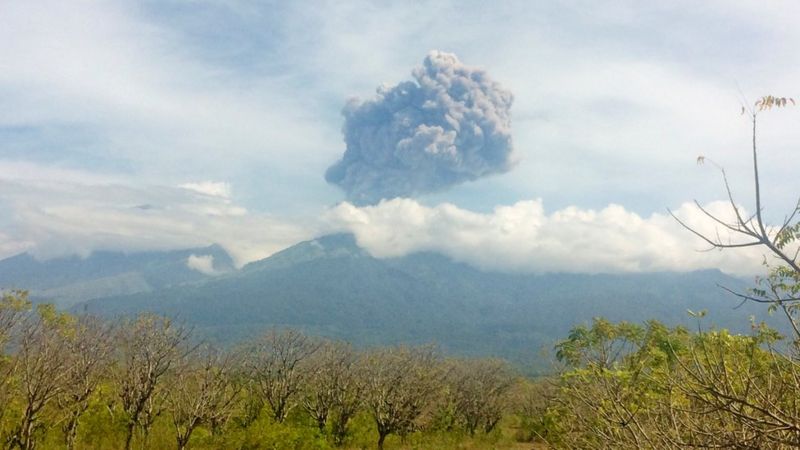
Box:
[66, 234, 771, 367]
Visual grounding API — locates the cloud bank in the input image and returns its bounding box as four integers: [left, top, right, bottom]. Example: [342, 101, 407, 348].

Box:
[0, 162, 316, 267]
[325, 51, 515, 205]
[327, 198, 769, 276]
[0, 162, 775, 277]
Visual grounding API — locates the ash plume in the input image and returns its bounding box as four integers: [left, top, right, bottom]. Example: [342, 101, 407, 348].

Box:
[325, 51, 515, 205]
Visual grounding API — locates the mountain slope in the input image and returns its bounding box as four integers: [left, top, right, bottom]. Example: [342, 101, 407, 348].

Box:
[76, 234, 772, 367]
[0, 245, 235, 307]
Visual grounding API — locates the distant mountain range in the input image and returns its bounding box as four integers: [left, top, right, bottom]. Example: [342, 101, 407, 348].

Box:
[0, 245, 234, 307]
[0, 234, 776, 369]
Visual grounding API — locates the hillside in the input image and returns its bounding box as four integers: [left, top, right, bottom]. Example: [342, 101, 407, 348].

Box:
[0, 245, 234, 307]
[68, 234, 771, 367]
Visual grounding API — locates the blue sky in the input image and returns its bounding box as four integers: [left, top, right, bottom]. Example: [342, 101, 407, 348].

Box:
[1, 0, 798, 274]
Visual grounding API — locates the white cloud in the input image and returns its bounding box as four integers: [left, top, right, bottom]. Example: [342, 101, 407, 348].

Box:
[178, 181, 232, 199]
[0, 163, 317, 266]
[186, 254, 217, 275]
[326, 198, 771, 276]
[0, 0, 336, 186]
[0, 159, 782, 277]
[0, 231, 33, 259]
[0, 160, 122, 185]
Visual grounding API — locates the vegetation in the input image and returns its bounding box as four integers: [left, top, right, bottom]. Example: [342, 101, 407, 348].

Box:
[521, 318, 800, 447]
[8, 295, 800, 449]
[0, 97, 796, 449]
[72, 243, 768, 368]
[515, 96, 800, 448]
[0, 294, 526, 449]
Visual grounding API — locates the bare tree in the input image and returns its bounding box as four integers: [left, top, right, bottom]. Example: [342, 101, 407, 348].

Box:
[168, 346, 241, 450]
[510, 377, 561, 446]
[116, 314, 193, 450]
[245, 329, 319, 423]
[300, 341, 361, 445]
[665, 95, 800, 446]
[445, 358, 515, 435]
[234, 378, 265, 429]
[8, 305, 72, 450]
[359, 345, 441, 450]
[57, 315, 114, 450]
[670, 95, 800, 339]
[0, 290, 30, 425]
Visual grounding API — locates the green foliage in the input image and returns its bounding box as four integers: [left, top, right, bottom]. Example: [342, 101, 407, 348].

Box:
[517, 317, 800, 448]
[0, 290, 31, 315]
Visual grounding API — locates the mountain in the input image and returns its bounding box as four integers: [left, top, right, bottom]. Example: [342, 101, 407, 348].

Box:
[0, 245, 235, 307]
[70, 234, 775, 369]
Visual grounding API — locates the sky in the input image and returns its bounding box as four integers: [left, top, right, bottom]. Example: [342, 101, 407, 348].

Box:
[1, 0, 799, 275]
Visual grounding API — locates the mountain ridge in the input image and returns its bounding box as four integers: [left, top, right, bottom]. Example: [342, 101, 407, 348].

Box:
[0, 234, 773, 369]
[0, 244, 235, 307]
[56, 234, 774, 368]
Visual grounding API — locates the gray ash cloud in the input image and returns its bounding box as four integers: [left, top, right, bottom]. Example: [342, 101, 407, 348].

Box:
[325, 51, 516, 205]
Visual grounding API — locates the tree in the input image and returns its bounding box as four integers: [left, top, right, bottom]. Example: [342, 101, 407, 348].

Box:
[300, 340, 361, 445]
[116, 314, 193, 450]
[8, 305, 72, 450]
[445, 358, 515, 435]
[359, 345, 441, 450]
[673, 325, 800, 447]
[668, 95, 800, 445]
[553, 319, 660, 448]
[536, 103, 800, 448]
[670, 95, 800, 338]
[234, 378, 265, 429]
[0, 290, 30, 426]
[245, 329, 319, 423]
[57, 315, 114, 450]
[168, 346, 241, 450]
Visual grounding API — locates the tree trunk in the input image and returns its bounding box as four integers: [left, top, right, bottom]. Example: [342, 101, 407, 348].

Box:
[124, 421, 135, 450]
[176, 423, 196, 450]
[141, 424, 151, 450]
[377, 430, 388, 450]
[210, 418, 223, 436]
[316, 415, 327, 432]
[63, 415, 79, 450]
[332, 415, 349, 446]
[18, 406, 36, 450]
[272, 401, 287, 423]
[484, 417, 500, 434]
